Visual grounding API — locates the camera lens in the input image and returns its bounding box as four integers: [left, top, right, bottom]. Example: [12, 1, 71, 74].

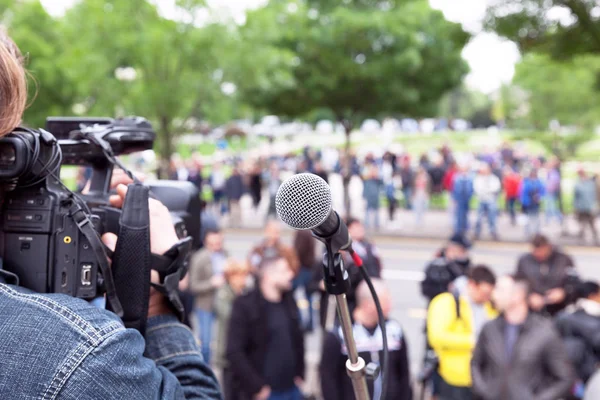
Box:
[0, 143, 16, 166]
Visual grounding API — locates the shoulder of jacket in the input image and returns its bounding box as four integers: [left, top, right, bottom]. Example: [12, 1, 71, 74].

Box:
[0, 284, 124, 345]
[429, 257, 447, 267]
[430, 292, 454, 308]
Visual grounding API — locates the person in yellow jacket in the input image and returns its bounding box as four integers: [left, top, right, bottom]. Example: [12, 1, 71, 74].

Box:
[427, 265, 497, 400]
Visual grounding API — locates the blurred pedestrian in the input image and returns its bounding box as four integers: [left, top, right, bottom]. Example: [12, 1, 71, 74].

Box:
[214, 259, 251, 384]
[413, 167, 430, 226]
[345, 218, 382, 308]
[249, 220, 300, 275]
[210, 162, 227, 216]
[313, 160, 329, 184]
[266, 163, 282, 221]
[473, 164, 501, 240]
[544, 157, 563, 226]
[421, 234, 473, 302]
[502, 166, 521, 226]
[200, 199, 219, 246]
[226, 256, 305, 400]
[516, 234, 577, 316]
[427, 266, 497, 400]
[382, 153, 398, 222]
[320, 279, 412, 400]
[249, 162, 263, 211]
[225, 165, 245, 228]
[574, 168, 599, 245]
[293, 229, 317, 332]
[451, 164, 474, 235]
[399, 155, 415, 210]
[187, 154, 203, 190]
[363, 165, 383, 230]
[556, 281, 600, 397]
[428, 156, 446, 196]
[188, 229, 228, 364]
[519, 169, 544, 238]
[471, 273, 573, 400]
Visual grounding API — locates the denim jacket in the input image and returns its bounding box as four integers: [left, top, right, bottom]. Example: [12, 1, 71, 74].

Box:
[0, 278, 222, 399]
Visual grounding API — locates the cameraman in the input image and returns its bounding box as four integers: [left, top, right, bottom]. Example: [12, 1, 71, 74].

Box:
[0, 31, 221, 399]
[421, 234, 472, 303]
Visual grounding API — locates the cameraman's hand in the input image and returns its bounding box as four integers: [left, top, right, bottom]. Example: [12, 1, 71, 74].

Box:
[110, 168, 146, 187]
[109, 184, 179, 255]
[103, 184, 179, 318]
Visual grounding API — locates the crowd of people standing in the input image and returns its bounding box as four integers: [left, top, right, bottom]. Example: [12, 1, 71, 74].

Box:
[164, 141, 600, 246]
[420, 233, 600, 400]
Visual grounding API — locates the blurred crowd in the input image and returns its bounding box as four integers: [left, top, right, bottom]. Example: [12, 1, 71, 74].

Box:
[420, 233, 600, 400]
[178, 208, 600, 399]
[162, 141, 600, 245]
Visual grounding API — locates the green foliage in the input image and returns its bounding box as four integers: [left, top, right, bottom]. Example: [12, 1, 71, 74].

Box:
[485, 0, 600, 60]
[234, 0, 470, 149]
[3, 0, 231, 162]
[1, 1, 75, 127]
[512, 53, 600, 129]
[508, 129, 596, 160]
[437, 86, 493, 123]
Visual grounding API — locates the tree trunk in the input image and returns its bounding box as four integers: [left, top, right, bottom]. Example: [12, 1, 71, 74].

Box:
[158, 115, 174, 178]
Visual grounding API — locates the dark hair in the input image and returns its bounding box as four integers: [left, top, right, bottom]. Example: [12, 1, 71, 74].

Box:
[346, 217, 360, 228]
[510, 271, 531, 294]
[468, 265, 496, 285]
[531, 234, 550, 248]
[577, 281, 600, 299]
[204, 228, 221, 237]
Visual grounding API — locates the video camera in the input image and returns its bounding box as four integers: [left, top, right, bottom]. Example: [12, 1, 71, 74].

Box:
[0, 116, 201, 325]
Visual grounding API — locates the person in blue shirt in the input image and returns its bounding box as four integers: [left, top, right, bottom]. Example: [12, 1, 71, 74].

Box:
[451, 164, 474, 235]
[0, 30, 221, 399]
[519, 169, 545, 238]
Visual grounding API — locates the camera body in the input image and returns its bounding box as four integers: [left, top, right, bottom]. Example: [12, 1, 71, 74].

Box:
[0, 126, 107, 297]
[0, 117, 200, 302]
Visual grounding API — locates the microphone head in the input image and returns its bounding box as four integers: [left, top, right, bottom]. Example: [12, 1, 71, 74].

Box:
[276, 173, 332, 230]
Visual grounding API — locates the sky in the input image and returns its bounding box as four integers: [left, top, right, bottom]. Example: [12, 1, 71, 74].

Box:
[40, 0, 520, 94]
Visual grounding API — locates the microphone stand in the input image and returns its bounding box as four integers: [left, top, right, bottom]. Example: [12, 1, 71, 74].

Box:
[314, 213, 374, 400]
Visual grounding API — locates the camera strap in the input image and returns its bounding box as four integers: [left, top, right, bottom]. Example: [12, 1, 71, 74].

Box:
[150, 236, 192, 321]
[70, 202, 124, 317]
[108, 183, 152, 335]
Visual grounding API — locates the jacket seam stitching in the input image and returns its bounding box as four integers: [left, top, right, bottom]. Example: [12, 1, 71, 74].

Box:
[146, 322, 194, 335]
[42, 328, 122, 400]
[0, 285, 99, 343]
[153, 350, 201, 363]
[0, 285, 122, 344]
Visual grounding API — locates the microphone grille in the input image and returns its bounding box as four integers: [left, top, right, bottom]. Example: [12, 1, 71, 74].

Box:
[276, 173, 332, 230]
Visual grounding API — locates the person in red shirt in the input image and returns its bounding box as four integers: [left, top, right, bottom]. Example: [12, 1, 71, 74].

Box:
[503, 167, 522, 225]
[443, 161, 458, 193]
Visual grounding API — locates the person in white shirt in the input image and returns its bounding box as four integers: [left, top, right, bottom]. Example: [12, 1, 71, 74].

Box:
[473, 164, 501, 240]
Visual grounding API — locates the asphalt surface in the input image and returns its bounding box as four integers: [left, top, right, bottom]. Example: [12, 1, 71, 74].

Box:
[223, 229, 600, 396]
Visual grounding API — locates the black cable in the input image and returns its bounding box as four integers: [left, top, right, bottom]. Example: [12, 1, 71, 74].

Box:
[358, 265, 389, 400]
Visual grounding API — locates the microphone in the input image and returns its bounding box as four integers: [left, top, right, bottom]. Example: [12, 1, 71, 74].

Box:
[275, 173, 352, 253]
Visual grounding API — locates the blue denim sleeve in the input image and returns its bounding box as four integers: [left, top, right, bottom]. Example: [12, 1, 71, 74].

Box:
[60, 314, 222, 400]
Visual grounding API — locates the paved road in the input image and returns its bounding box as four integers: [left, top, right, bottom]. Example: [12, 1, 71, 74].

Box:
[222, 229, 600, 396]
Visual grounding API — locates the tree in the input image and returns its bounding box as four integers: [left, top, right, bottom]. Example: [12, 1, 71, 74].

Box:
[438, 86, 493, 123]
[57, 0, 227, 161]
[512, 53, 600, 129]
[1, 1, 75, 128]
[485, 0, 600, 60]
[234, 0, 470, 152]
